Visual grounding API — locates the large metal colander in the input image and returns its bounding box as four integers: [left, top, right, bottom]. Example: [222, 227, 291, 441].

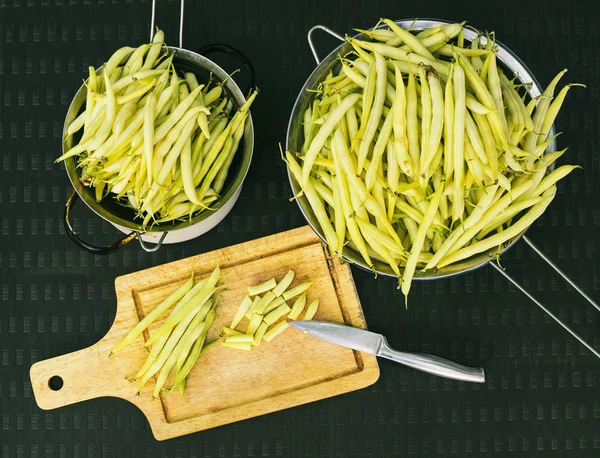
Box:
[285, 19, 600, 360]
[286, 19, 554, 279]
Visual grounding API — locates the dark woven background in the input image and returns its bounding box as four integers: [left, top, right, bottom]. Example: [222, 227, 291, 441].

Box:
[1, 0, 599, 456]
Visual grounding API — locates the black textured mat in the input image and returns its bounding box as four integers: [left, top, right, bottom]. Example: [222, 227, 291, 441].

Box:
[1, 0, 599, 456]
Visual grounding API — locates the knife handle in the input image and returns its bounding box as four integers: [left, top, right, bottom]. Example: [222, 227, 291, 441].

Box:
[378, 339, 485, 383]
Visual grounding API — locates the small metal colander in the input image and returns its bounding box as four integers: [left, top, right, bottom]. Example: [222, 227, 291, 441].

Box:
[62, 0, 256, 254]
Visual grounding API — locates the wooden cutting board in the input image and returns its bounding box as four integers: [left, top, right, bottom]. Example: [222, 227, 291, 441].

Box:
[30, 226, 379, 441]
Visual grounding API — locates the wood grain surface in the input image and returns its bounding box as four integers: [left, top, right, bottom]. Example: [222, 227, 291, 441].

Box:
[30, 226, 379, 440]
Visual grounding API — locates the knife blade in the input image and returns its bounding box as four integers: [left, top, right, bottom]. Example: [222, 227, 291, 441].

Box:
[289, 320, 384, 355]
[289, 321, 485, 383]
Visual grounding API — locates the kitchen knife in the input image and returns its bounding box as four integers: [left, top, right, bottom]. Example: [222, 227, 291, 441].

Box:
[289, 321, 485, 383]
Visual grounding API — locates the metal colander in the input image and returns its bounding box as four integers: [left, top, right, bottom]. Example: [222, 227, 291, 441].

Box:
[61, 0, 255, 253]
[285, 19, 600, 360]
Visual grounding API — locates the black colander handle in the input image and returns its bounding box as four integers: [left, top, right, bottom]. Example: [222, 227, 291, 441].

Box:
[198, 43, 256, 96]
[63, 190, 166, 254]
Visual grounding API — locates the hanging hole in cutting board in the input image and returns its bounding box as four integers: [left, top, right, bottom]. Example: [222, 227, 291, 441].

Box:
[48, 376, 63, 391]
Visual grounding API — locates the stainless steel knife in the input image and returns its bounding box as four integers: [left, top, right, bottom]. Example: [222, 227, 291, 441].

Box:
[289, 321, 485, 383]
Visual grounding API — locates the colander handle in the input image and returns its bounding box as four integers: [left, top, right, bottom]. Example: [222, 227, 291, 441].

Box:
[307, 25, 344, 65]
[63, 190, 166, 255]
[198, 44, 256, 96]
[490, 238, 600, 360]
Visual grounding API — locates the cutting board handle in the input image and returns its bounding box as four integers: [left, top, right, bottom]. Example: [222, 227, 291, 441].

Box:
[30, 343, 118, 410]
